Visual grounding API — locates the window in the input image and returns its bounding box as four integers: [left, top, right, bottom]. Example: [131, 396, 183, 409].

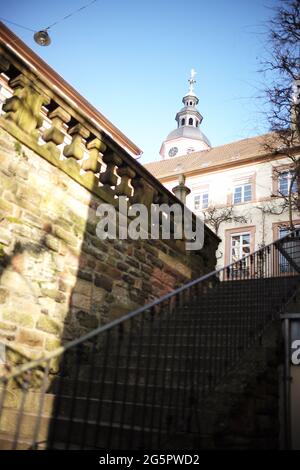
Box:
[188, 117, 193, 125]
[230, 233, 251, 263]
[278, 226, 300, 273]
[225, 226, 255, 271]
[194, 192, 209, 210]
[279, 170, 297, 196]
[181, 118, 185, 126]
[233, 183, 252, 204]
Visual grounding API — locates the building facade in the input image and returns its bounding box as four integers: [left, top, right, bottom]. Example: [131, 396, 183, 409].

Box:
[147, 73, 300, 269]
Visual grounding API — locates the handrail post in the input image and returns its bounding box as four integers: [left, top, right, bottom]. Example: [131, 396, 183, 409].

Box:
[283, 316, 292, 450]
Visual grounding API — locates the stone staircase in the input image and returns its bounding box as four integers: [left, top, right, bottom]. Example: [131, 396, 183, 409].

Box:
[0, 274, 299, 450]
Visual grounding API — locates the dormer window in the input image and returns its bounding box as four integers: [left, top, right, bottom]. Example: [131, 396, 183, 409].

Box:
[181, 118, 185, 126]
[188, 117, 193, 125]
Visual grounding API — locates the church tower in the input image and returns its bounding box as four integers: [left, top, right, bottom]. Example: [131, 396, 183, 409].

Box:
[160, 69, 211, 159]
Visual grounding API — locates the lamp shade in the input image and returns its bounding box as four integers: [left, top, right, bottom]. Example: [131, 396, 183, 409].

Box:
[34, 30, 51, 46]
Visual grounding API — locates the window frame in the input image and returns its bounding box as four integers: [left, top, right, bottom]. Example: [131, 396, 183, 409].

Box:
[272, 165, 298, 197]
[233, 182, 252, 204]
[278, 170, 297, 196]
[225, 226, 256, 265]
[230, 232, 251, 263]
[194, 190, 209, 211]
[228, 174, 256, 206]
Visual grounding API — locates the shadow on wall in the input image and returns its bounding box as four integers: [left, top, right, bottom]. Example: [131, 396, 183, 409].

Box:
[0, 119, 210, 364]
[0, 126, 214, 447]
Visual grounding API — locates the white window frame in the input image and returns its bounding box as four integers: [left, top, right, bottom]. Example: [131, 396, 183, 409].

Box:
[233, 183, 252, 204]
[278, 170, 297, 196]
[194, 191, 209, 211]
[230, 231, 251, 263]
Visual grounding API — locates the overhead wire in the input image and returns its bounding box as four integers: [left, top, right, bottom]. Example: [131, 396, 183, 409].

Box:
[0, 0, 100, 33]
[44, 0, 99, 30]
[0, 18, 35, 32]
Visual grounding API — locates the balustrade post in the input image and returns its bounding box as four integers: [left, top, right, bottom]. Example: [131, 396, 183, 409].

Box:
[99, 150, 122, 196]
[131, 176, 155, 208]
[42, 106, 71, 158]
[116, 165, 135, 198]
[83, 137, 106, 174]
[63, 123, 90, 161]
[3, 74, 50, 140]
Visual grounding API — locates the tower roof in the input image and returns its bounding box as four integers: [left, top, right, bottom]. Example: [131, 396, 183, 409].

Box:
[166, 126, 211, 147]
[159, 69, 211, 159]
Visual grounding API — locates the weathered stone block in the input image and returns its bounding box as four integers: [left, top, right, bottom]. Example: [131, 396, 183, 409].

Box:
[77, 269, 93, 281]
[2, 309, 35, 328]
[11, 223, 32, 238]
[116, 261, 129, 272]
[0, 330, 15, 342]
[75, 310, 98, 329]
[92, 286, 106, 303]
[0, 198, 14, 214]
[94, 273, 113, 292]
[54, 226, 78, 247]
[40, 287, 65, 303]
[125, 257, 140, 269]
[45, 336, 61, 351]
[44, 234, 60, 252]
[90, 236, 107, 252]
[71, 293, 91, 310]
[0, 287, 9, 304]
[133, 250, 146, 263]
[52, 254, 65, 271]
[17, 328, 45, 348]
[0, 227, 12, 246]
[122, 274, 135, 285]
[73, 279, 92, 297]
[38, 297, 57, 315]
[95, 262, 121, 280]
[36, 315, 62, 336]
[22, 212, 44, 229]
[81, 241, 106, 261]
[0, 320, 17, 331]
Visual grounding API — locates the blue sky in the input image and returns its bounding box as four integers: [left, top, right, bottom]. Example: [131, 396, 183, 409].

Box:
[1, 0, 280, 163]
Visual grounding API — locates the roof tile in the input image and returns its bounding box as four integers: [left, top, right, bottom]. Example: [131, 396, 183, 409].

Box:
[145, 133, 280, 179]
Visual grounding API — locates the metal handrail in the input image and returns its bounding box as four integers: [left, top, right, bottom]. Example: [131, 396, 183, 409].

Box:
[0, 228, 299, 450]
[1, 228, 299, 383]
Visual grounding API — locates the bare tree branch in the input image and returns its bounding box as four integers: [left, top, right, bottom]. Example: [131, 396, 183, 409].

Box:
[204, 205, 248, 235]
[260, 0, 300, 228]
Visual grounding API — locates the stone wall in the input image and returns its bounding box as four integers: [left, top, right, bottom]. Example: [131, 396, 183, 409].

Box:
[0, 127, 218, 360]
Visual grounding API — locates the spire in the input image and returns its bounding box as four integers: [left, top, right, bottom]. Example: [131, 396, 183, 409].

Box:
[176, 69, 202, 129]
[188, 68, 197, 94]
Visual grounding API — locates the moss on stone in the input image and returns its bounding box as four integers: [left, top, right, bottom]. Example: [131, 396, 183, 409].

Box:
[37, 315, 62, 336]
[6, 216, 22, 224]
[2, 310, 35, 328]
[0, 243, 5, 257]
[14, 141, 22, 155]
